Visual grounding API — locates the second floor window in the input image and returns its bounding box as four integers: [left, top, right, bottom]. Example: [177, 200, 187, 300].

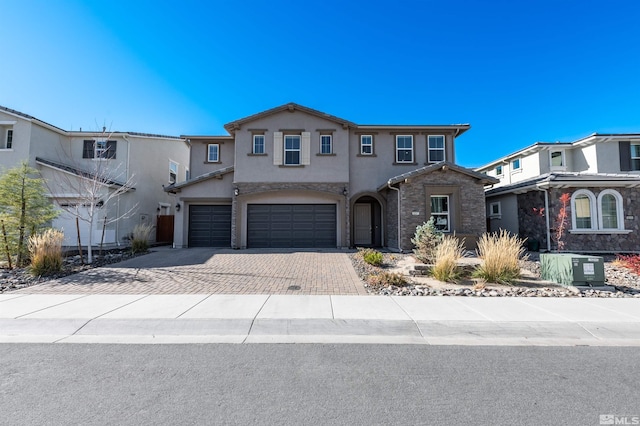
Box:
[511, 158, 521, 171]
[284, 135, 301, 165]
[169, 161, 178, 184]
[83, 140, 116, 159]
[253, 135, 265, 154]
[495, 165, 503, 176]
[396, 135, 413, 163]
[2, 129, 13, 149]
[320, 135, 332, 154]
[208, 144, 219, 162]
[631, 144, 640, 170]
[360, 135, 373, 155]
[428, 135, 445, 163]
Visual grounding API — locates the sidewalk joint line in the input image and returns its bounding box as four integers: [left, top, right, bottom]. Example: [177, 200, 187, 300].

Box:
[14, 294, 88, 319]
[242, 295, 270, 344]
[176, 294, 213, 318]
[450, 297, 494, 321]
[390, 296, 426, 340]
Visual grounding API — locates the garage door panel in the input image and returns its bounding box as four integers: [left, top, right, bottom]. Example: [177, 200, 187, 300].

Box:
[247, 204, 336, 248]
[188, 205, 232, 247]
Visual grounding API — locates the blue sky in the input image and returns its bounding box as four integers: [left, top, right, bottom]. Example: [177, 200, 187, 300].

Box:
[2, 0, 639, 167]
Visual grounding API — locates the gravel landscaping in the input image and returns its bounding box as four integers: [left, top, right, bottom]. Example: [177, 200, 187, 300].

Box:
[350, 250, 640, 298]
[0, 249, 149, 293]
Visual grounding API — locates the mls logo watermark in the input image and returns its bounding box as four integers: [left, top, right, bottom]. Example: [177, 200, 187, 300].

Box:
[600, 415, 640, 425]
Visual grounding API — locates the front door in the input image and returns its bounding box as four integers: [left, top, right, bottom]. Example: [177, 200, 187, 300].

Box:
[354, 203, 372, 245]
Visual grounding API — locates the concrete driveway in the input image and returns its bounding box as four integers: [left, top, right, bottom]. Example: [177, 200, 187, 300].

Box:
[13, 247, 367, 295]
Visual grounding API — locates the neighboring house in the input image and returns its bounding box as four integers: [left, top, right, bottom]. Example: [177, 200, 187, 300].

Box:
[0, 105, 189, 246]
[167, 103, 497, 250]
[476, 133, 640, 253]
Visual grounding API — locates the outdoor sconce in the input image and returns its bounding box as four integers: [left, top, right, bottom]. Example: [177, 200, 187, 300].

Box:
[175, 202, 181, 212]
[343, 187, 348, 196]
[234, 188, 240, 196]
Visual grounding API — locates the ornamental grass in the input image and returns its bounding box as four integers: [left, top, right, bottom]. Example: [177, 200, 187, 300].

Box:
[473, 230, 526, 284]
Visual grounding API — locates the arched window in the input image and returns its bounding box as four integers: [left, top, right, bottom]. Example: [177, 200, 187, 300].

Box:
[571, 190, 596, 230]
[597, 189, 624, 230]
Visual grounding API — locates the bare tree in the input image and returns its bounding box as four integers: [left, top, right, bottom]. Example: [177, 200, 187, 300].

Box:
[41, 128, 137, 263]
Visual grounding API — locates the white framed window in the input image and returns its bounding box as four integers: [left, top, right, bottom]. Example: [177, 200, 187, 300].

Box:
[396, 135, 413, 163]
[207, 144, 219, 162]
[360, 135, 373, 155]
[631, 143, 640, 171]
[427, 135, 445, 163]
[511, 158, 521, 172]
[95, 140, 107, 158]
[185, 168, 190, 181]
[430, 195, 450, 232]
[571, 189, 596, 230]
[597, 189, 624, 230]
[550, 150, 565, 169]
[3, 129, 13, 149]
[169, 160, 178, 184]
[253, 135, 265, 154]
[284, 135, 301, 165]
[320, 135, 332, 154]
[495, 165, 503, 176]
[489, 202, 501, 218]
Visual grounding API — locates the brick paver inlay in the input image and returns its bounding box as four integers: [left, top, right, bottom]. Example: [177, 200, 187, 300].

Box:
[13, 248, 367, 295]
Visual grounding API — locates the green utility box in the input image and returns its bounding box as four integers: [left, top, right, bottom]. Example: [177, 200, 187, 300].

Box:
[540, 254, 605, 287]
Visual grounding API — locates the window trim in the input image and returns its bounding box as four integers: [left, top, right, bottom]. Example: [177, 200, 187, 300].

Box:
[511, 158, 521, 173]
[550, 150, 566, 170]
[5, 129, 13, 150]
[252, 134, 265, 155]
[495, 165, 503, 176]
[631, 143, 640, 171]
[320, 134, 332, 154]
[95, 140, 107, 159]
[284, 134, 301, 165]
[488, 201, 501, 218]
[360, 134, 373, 155]
[571, 189, 596, 231]
[430, 195, 450, 233]
[207, 143, 220, 163]
[169, 160, 178, 184]
[597, 189, 624, 231]
[427, 135, 446, 164]
[395, 135, 414, 163]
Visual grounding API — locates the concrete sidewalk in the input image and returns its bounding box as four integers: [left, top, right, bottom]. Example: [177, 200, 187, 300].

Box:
[1, 293, 640, 346]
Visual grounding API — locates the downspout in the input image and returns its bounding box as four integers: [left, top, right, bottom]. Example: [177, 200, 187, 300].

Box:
[387, 180, 402, 252]
[120, 134, 132, 246]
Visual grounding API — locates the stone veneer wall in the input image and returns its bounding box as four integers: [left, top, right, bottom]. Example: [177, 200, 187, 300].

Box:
[398, 169, 488, 251]
[519, 187, 640, 252]
[383, 188, 399, 250]
[231, 182, 350, 248]
[517, 191, 548, 249]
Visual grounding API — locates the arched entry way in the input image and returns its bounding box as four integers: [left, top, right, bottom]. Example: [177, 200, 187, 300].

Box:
[352, 195, 383, 247]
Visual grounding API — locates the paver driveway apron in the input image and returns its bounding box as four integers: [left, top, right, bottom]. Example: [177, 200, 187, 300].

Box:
[12, 248, 367, 295]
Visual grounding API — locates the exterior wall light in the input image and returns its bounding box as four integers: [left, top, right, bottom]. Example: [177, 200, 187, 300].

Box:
[175, 202, 181, 212]
[234, 188, 240, 196]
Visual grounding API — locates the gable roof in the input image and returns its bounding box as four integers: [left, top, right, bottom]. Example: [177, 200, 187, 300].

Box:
[0, 105, 68, 134]
[485, 172, 640, 197]
[35, 157, 135, 190]
[224, 102, 356, 133]
[378, 161, 498, 191]
[164, 166, 234, 193]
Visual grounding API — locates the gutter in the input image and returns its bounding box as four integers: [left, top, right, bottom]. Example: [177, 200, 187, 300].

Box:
[387, 180, 402, 252]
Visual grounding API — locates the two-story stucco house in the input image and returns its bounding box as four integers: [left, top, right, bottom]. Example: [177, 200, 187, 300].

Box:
[0, 105, 190, 246]
[476, 133, 640, 252]
[167, 103, 497, 250]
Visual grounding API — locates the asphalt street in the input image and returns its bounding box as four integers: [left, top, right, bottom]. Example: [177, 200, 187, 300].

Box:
[1, 344, 638, 425]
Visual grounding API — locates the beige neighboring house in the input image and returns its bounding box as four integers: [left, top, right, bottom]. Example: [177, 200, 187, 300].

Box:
[0, 105, 189, 247]
[476, 133, 640, 252]
[167, 103, 497, 250]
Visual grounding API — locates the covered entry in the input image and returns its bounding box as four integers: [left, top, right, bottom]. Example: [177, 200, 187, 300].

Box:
[352, 195, 383, 247]
[188, 205, 232, 247]
[247, 204, 337, 248]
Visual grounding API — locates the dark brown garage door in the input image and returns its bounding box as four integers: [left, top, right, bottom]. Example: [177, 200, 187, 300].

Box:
[247, 204, 336, 248]
[188, 205, 232, 247]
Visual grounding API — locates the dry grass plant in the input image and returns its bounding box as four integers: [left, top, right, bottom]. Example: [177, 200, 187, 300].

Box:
[131, 223, 154, 254]
[28, 229, 64, 276]
[474, 230, 527, 284]
[431, 235, 465, 282]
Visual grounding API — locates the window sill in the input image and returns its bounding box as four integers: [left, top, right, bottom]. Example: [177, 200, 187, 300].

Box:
[424, 161, 445, 165]
[0, 149, 14, 152]
[569, 229, 632, 235]
[204, 161, 221, 164]
[278, 164, 305, 168]
[511, 169, 522, 174]
[357, 153, 376, 157]
[488, 214, 502, 219]
[247, 153, 268, 156]
[316, 153, 336, 156]
[393, 162, 418, 165]
[550, 166, 567, 172]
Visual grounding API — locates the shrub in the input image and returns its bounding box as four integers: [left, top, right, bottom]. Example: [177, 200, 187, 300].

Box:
[28, 229, 64, 276]
[431, 235, 465, 283]
[616, 254, 640, 275]
[131, 224, 153, 254]
[473, 230, 526, 284]
[367, 271, 408, 287]
[360, 248, 383, 266]
[411, 217, 443, 264]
